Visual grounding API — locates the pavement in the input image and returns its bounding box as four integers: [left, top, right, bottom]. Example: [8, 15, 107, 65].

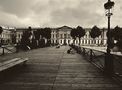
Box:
[0, 46, 122, 90]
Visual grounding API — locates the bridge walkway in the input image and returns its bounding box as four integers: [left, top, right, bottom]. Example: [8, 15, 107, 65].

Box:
[0, 46, 121, 90]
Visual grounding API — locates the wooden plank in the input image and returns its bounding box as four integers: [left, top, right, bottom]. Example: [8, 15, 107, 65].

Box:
[0, 58, 28, 72]
[0, 58, 21, 66]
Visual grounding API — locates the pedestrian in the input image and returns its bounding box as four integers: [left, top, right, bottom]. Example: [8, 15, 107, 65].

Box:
[67, 48, 75, 54]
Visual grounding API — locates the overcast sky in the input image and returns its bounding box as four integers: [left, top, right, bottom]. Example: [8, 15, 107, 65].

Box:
[0, 0, 121, 28]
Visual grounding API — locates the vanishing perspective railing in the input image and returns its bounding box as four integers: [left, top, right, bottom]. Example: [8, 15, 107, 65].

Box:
[70, 45, 122, 83]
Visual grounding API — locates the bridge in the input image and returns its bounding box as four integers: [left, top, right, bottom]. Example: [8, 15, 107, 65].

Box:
[0, 46, 122, 90]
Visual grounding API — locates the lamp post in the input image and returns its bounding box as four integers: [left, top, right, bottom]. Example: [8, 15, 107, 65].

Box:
[104, 0, 115, 76]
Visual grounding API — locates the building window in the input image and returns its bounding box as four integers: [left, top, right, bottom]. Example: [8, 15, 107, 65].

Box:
[88, 40, 90, 44]
[68, 34, 70, 38]
[68, 40, 70, 44]
[94, 40, 96, 44]
[82, 40, 84, 44]
[98, 40, 99, 44]
[60, 34, 63, 38]
[52, 40, 54, 44]
[64, 34, 67, 38]
[61, 40, 62, 44]
[56, 34, 58, 38]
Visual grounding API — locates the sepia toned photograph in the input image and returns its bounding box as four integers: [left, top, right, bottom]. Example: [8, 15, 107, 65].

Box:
[0, 0, 122, 90]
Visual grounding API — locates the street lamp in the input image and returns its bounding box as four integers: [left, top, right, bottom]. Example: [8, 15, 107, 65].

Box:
[104, 0, 115, 76]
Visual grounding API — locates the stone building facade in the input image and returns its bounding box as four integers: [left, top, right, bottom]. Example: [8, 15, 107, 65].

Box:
[51, 26, 107, 46]
[1, 26, 107, 46]
[0, 27, 14, 45]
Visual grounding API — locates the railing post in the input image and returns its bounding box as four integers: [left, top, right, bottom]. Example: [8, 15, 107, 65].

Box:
[90, 49, 93, 61]
[104, 53, 114, 76]
[2, 46, 5, 55]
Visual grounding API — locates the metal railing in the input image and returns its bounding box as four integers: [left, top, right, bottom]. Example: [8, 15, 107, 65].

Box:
[0, 45, 17, 55]
[70, 45, 122, 83]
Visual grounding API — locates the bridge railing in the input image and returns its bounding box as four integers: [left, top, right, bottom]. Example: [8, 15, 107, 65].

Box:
[0, 45, 17, 55]
[81, 46, 105, 70]
[70, 45, 122, 81]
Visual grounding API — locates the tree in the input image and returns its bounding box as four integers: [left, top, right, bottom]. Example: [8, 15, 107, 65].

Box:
[21, 30, 31, 44]
[43, 27, 51, 46]
[33, 29, 42, 47]
[20, 27, 32, 50]
[33, 30, 41, 40]
[112, 26, 122, 41]
[90, 26, 101, 44]
[34, 28, 46, 47]
[112, 26, 122, 51]
[43, 28, 51, 39]
[70, 28, 77, 44]
[76, 26, 85, 45]
[0, 26, 3, 34]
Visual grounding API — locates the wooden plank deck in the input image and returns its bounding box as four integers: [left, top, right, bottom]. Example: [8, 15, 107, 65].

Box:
[0, 46, 121, 90]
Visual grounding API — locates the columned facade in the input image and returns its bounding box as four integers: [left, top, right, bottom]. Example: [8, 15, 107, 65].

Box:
[51, 26, 107, 46]
[51, 26, 73, 45]
[0, 27, 14, 45]
[0, 26, 107, 46]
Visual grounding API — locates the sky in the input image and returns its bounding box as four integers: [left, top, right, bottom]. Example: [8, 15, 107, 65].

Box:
[0, 0, 121, 28]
